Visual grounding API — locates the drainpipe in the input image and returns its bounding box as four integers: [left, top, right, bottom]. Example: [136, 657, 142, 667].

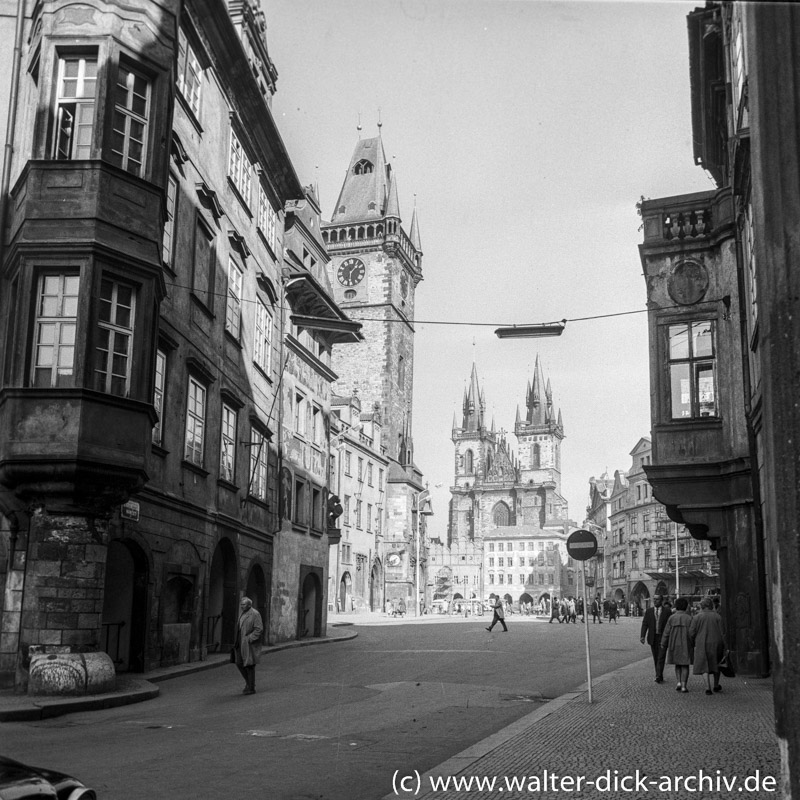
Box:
[0, 0, 26, 267]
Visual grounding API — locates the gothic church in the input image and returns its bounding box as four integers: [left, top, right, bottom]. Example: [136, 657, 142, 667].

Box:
[428, 359, 574, 610]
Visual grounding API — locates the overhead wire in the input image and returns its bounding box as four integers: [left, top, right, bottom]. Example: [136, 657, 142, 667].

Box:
[161, 277, 726, 329]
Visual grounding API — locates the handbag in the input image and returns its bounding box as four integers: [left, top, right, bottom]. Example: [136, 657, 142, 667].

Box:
[719, 649, 736, 678]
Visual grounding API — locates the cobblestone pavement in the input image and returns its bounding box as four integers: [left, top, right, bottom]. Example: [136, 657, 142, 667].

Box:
[385, 657, 780, 800]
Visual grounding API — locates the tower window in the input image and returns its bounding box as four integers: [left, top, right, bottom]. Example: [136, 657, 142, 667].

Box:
[354, 159, 374, 175]
[465, 449, 474, 474]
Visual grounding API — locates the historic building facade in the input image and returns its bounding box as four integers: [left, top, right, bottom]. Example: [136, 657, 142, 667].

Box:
[327, 392, 388, 614]
[601, 438, 717, 614]
[0, 0, 355, 686]
[428, 361, 574, 610]
[321, 133, 427, 614]
[640, 4, 800, 790]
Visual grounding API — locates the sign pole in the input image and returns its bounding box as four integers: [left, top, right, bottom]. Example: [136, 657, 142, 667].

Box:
[567, 529, 598, 705]
[582, 559, 593, 703]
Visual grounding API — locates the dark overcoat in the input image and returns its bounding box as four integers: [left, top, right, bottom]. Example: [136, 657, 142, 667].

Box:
[689, 609, 725, 674]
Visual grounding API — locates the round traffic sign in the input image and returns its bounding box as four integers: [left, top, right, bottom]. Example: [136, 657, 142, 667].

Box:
[566, 529, 598, 561]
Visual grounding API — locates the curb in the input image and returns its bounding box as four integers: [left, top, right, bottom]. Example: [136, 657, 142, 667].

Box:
[381, 656, 654, 800]
[0, 628, 358, 722]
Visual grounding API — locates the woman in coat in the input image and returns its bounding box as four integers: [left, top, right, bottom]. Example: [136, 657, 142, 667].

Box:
[689, 597, 726, 695]
[660, 596, 693, 692]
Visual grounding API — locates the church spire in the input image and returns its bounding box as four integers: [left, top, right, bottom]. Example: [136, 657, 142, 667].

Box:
[385, 171, 401, 220]
[527, 355, 546, 424]
[409, 205, 422, 250]
[461, 363, 484, 431]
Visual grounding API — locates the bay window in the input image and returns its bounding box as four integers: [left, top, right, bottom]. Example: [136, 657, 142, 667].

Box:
[668, 320, 717, 418]
[109, 63, 150, 176]
[54, 56, 97, 160]
[32, 274, 80, 387]
[94, 278, 135, 396]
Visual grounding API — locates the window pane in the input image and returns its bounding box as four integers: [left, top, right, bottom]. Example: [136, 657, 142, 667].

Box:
[696, 362, 717, 417]
[670, 362, 691, 419]
[668, 324, 689, 360]
[693, 322, 713, 358]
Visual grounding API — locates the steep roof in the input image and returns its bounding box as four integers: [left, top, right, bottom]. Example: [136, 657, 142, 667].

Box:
[329, 136, 393, 225]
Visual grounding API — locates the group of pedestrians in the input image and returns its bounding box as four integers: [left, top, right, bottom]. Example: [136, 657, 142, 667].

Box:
[547, 596, 585, 624]
[640, 595, 727, 695]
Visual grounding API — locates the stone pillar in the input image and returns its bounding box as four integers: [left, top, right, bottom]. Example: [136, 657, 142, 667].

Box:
[17, 508, 110, 690]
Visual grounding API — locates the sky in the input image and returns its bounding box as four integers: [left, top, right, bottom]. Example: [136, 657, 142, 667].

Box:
[267, 0, 713, 540]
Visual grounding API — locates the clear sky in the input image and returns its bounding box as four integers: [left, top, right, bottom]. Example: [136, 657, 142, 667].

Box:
[267, 0, 713, 538]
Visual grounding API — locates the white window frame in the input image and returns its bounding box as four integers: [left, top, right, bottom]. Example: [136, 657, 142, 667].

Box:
[254, 298, 272, 373]
[163, 174, 178, 267]
[53, 56, 97, 160]
[228, 129, 251, 205]
[249, 427, 268, 500]
[177, 29, 202, 117]
[185, 377, 206, 466]
[225, 258, 243, 339]
[257, 187, 278, 252]
[220, 403, 237, 482]
[110, 63, 150, 177]
[94, 277, 135, 396]
[32, 273, 80, 388]
[152, 349, 166, 445]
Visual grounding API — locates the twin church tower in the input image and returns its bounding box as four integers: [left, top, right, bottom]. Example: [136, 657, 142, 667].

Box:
[450, 358, 568, 544]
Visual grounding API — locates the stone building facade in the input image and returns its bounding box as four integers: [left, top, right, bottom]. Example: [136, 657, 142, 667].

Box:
[321, 134, 427, 614]
[641, 4, 800, 790]
[0, 0, 354, 686]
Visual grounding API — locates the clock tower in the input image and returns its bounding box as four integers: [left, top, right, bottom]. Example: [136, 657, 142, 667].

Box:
[322, 132, 426, 614]
[322, 134, 423, 464]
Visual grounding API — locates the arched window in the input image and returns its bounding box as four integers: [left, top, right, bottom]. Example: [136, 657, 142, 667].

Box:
[486, 451, 493, 476]
[354, 159, 374, 175]
[465, 449, 474, 474]
[493, 502, 510, 526]
[533, 443, 541, 469]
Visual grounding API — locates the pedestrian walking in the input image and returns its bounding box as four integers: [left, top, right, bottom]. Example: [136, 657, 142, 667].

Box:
[689, 597, 726, 695]
[233, 596, 263, 695]
[640, 596, 668, 683]
[549, 597, 561, 624]
[591, 595, 603, 624]
[608, 599, 619, 624]
[397, 597, 406, 617]
[660, 597, 693, 693]
[486, 596, 508, 632]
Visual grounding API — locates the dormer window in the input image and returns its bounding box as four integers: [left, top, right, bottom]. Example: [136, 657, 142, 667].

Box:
[354, 159, 374, 175]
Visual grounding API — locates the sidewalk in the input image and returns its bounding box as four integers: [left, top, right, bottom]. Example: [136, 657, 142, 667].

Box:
[0, 624, 358, 722]
[384, 657, 781, 800]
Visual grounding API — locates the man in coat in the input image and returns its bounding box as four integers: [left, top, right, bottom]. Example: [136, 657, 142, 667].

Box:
[486, 596, 508, 632]
[640, 595, 668, 682]
[234, 596, 263, 695]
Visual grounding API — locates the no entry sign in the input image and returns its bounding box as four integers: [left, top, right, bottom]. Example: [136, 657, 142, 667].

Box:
[566, 529, 598, 561]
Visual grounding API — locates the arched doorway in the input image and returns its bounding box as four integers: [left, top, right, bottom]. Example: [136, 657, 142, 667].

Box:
[161, 574, 193, 666]
[102, 539, 148, 672]
[208, 538, 237, 653]
[339, 571, 352, 613]
[299, 567, 324, 638]
[631, 581, 650, 613]
[369, 561, 382, 611]
[519, 592, 533, 614]
[246, 563, 268, 646]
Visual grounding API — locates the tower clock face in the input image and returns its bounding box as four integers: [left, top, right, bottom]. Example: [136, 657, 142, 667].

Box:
[400, 271, 408, 298]
[337, 257, 366, 287]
